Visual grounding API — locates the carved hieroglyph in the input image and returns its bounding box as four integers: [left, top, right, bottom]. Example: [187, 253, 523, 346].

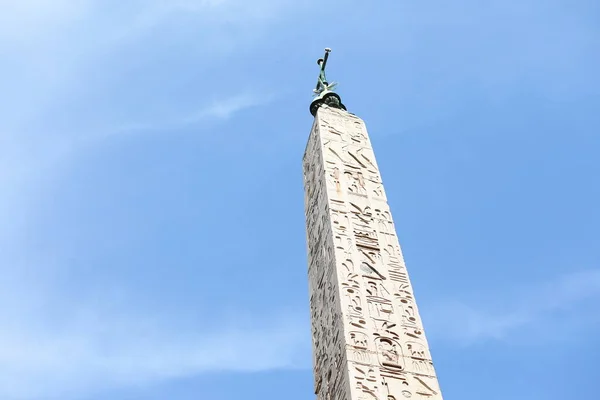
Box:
[303, 105, 443, 400]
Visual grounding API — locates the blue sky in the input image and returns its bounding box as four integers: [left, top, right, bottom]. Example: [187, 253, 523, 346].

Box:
[1, 0, 599, 399]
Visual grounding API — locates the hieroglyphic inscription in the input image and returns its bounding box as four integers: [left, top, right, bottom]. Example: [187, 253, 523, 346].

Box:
[304, 117, 349, 399]
[304, 105, 443, 400]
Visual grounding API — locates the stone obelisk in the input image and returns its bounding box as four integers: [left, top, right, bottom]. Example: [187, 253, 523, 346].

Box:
[303, 49, 443, 400]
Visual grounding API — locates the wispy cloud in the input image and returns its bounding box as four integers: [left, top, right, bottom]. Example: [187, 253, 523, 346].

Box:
[111, 91, 272, 136]
[0, 2, 297, 398]
[0, 290, 309, 399]
[197, 92, 273, 120]
[424, 270, 600, 345]
[0, 0, 284, 218]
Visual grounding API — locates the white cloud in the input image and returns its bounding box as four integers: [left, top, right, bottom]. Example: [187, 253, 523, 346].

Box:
[0, 0, 284, 220]
[0, 2, 298, 398]
[189, 92, 273, 121]
[0, 287, 309, 399]
[0, 0, 89, 40]
[110, 91, 271, 136]
[424, 270, 600, 345]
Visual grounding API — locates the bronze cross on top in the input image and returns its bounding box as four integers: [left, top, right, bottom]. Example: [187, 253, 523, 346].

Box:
[314, 48, 333, 95]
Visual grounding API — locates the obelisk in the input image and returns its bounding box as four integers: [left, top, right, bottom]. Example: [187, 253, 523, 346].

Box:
[303, 49, 444, 400]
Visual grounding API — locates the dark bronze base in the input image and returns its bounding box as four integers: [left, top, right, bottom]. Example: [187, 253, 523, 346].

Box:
[310, 91, 346, 117]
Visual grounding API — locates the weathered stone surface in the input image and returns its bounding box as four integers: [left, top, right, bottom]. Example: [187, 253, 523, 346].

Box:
[303, 105, 443, 400]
